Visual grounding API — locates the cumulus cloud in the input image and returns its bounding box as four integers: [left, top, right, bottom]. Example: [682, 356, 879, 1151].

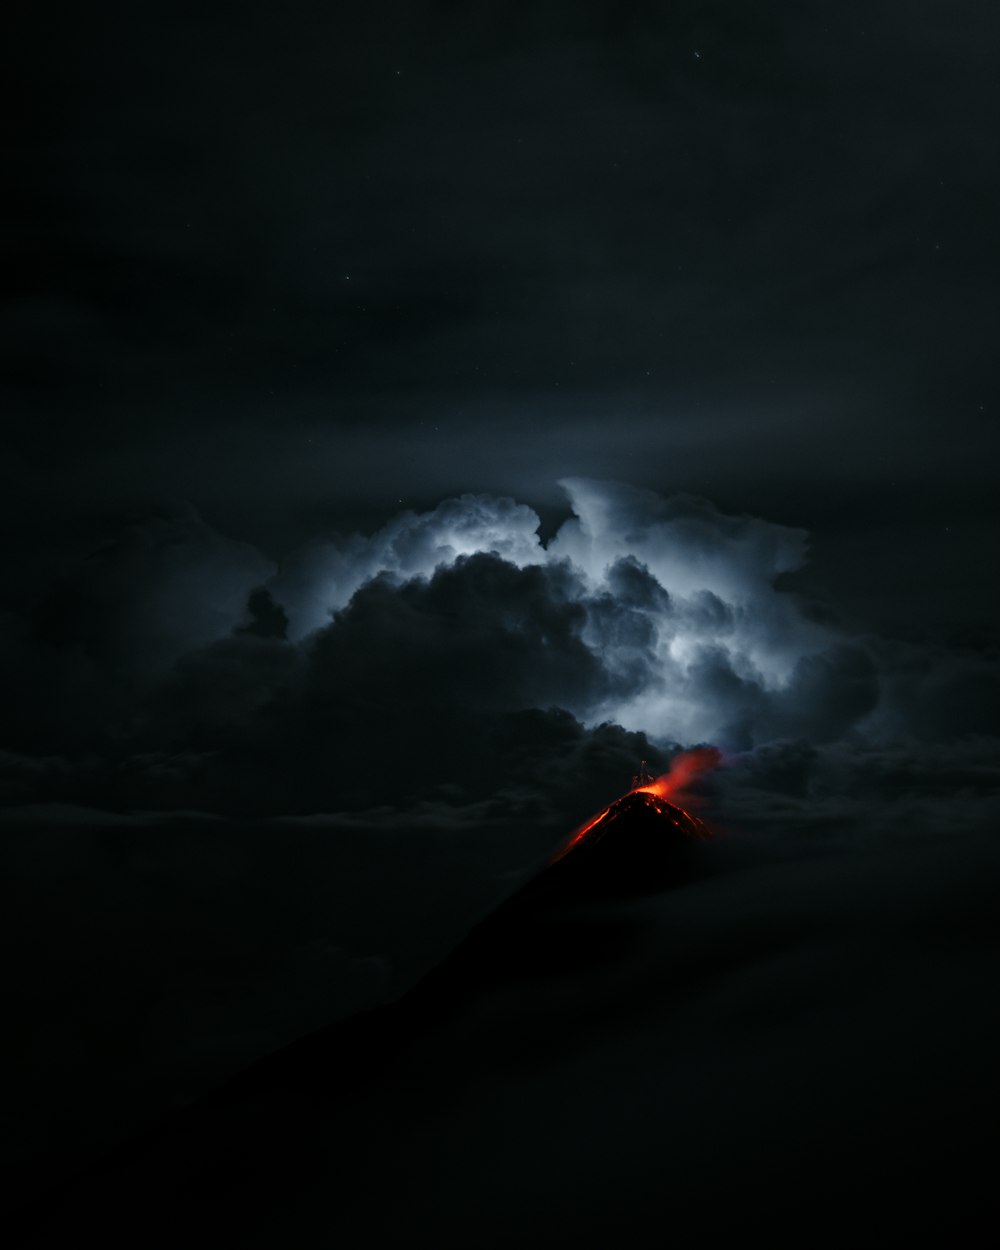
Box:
[272, 494, 546, 639]
[0, 478, 995, 819]
[268, 478, 872, 750]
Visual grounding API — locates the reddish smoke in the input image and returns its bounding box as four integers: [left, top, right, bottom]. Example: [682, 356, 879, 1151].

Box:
[632, 746, 723, 802]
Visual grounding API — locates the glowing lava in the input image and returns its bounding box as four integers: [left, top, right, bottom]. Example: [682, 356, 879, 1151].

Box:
[551, 806, 614, 862]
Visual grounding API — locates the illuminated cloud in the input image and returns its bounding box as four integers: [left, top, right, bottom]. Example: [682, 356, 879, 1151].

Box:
[2, 478, 996, 820]
[271, 479, 874, 750]
[273, 494, 546, 639]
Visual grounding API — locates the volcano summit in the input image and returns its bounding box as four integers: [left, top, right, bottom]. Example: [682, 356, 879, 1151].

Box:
[551, 788, 711, 877]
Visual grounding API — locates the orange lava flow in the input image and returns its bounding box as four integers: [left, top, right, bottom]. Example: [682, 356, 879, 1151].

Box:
[550, 806, 612, 863]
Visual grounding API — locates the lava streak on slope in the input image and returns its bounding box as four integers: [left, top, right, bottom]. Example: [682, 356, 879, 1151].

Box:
[551, 806, 613, 863]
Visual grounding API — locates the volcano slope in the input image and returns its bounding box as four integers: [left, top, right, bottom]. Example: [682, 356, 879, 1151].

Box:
[14, 790, 1000, 1248]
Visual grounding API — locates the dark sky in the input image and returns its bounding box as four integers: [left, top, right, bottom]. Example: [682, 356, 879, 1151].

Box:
[7, 0, 999, 627]
[4, 0, 1000, 1208]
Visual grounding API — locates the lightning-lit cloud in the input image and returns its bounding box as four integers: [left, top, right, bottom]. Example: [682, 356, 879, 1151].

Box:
[273, 494, 547, 639]
[2, 477, 995, 820]
[271, 478, 872, 750]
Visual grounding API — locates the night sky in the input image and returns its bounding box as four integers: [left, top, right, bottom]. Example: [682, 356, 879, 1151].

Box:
[5, 1, 1000, 1237]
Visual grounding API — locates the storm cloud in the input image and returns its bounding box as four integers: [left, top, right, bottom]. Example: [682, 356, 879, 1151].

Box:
[266, 476, 881, 749]
[0, 478, 912, 818]
[4, 476, 996, 826]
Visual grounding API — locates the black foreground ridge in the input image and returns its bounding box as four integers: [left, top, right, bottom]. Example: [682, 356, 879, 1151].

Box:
[14, 788, 711, 1247]
[14, 790, 1000, 1248]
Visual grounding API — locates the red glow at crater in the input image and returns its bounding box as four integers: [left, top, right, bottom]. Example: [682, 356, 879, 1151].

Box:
[632, 746, 723, 801]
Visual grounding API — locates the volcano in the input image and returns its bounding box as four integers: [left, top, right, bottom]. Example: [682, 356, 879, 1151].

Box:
[551, 788, 710, 875]
[14, 788, 1000, 1248]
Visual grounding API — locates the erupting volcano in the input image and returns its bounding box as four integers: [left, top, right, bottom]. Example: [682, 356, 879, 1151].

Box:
[551, 747, 721, 875]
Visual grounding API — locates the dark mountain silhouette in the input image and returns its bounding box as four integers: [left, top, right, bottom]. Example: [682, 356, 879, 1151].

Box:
[13, 791, 1000, 1247]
